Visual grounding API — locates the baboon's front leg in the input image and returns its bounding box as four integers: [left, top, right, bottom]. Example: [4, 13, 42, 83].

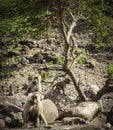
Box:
[62, 88, 65, 95]
[36, 116, 40, 127]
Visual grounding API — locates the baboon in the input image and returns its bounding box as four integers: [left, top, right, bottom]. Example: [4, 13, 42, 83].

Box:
[26, 74, 42, 95]
[23, 92, 47, 127]
[52, 77, 70, 95]
[23, 93, 35, 127]
[30, 93, 47, 126]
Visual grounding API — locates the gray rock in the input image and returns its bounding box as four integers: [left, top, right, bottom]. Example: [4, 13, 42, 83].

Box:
[84, 85, 99, 99]
[9, 112, 23, 127]
[62, 117, 86, 125]
[71, 102, 100, 121]
[0, 101, 22, 115]
[0, 119, 6, 128]
[42, 99, 59, 123]
[5, 116, 12, 126]
[86, 58, 96, 68]
[69, 125, 105, 130]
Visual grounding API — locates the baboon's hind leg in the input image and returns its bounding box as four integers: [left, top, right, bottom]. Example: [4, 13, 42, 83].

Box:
[41, 114, 47, 125]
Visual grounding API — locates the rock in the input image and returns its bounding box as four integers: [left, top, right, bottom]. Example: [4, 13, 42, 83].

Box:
[21, 45, 30, 54]
[71, 102, 100, 121]
[0, 101, 22, 116]
[84, 85, 99, 99]
[5, 116, 12, 126]
[90, 113, 106, 127]
[19, 39, 37, 49]
[0, 101, 23, 127]
[43, 52, 56, 63]
[42, 99, 59, 123]
[31, 52, 43, 63]
[9, 112, 23, 127]
[62, 117, 86, 125]
[85, 58, 96, 68]
[0, 119, 6, 128]
[44, 90, 77, 120]
[106, 123, 112, 128]
[20, 57, 29, 66]
[69, 125, 105, 130]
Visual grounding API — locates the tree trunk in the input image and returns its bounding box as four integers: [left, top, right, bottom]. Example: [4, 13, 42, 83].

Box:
[64, 67, 87, 101]
[59, 9, 87, 101]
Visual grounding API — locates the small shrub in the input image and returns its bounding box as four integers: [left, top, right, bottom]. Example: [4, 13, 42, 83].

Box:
[76, 54, 86, 65]
[41, 71, 52, 79]
[107, 63, 113, 78]
[55, 54, 64, 65]
[76, 48, 86, 55]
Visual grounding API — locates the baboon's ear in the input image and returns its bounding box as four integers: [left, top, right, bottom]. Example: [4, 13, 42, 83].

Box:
[39, 93, 44, 100]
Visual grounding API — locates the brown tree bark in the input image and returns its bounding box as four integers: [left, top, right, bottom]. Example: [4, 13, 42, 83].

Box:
[59, 9, 87, 101]
[93, 78, 113, 101]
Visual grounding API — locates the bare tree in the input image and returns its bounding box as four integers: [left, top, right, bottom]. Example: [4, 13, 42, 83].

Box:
[48, 0, 113, 102]
[57, 8, 87, 101]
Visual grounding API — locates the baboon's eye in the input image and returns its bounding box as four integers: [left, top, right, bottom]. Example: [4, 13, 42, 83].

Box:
[34, 95, 37, 99]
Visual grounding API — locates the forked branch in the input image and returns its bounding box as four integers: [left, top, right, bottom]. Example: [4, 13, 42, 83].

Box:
[60, 9, 87, 101]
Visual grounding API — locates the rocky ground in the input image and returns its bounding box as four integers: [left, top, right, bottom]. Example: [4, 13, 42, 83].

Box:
[0, 32, 113, 130]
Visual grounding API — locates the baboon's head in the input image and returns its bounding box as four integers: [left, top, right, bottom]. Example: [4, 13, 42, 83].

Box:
[33, 93, 41, 103]
[32, 76, 39, 85]
[27, 93, 39, 104]
[64, 77, 70, 84]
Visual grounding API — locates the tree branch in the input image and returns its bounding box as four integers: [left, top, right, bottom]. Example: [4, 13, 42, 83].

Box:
[59, 9, 87, 101]
[92, 78, 113, 101]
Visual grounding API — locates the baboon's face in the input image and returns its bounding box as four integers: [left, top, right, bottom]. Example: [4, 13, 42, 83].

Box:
[32, 77, 38, 85]
[65, 78, 70, 84]
[33, 93, 41, 103]
[33, 95, 38, 103]
[32, 80, 37, 85]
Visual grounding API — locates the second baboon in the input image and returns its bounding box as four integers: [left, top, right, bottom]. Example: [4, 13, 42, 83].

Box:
[23, 92, 47, 127]
[52, 77, 70, 94]
[26, 74, 42, 95]
[23, 93, 35, 127]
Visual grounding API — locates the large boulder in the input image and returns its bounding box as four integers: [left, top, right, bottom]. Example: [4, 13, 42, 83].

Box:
[0, 101, 22, 115]
[71, 102, 100, 121]
[69, 125, 105, 130]
[44, 90, 77, 120]
[0, 101, 23, 127]
[42, 99, 59, 123]
[9, 112, 23, 127]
